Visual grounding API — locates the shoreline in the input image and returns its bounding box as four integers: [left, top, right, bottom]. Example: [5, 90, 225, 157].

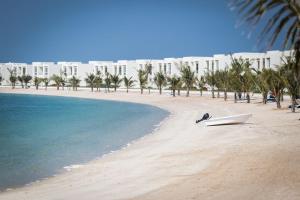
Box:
[0, 90, 171, 192]
[0, 88, 299, 200]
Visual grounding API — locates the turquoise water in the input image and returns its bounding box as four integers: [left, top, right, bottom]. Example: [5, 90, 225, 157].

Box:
[0, 93, 168, 191]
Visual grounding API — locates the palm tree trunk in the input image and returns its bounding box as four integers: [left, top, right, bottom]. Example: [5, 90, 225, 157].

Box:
[126, 87, 129, 93]
[141, 88, 143, 94]
[217, 89, 220, 98]
[263, 92, 267, 104]
[234, 92, 237, 103]
[172, 89, 175, 97]
[224, 89, 227, 101]
[186, 87, 190, 97]
[280, 89, 284, 102]
[276, 95, 281, 109]
[91, 86, 93, 92]
[212, 87, 215, 98]
[291, 96, 296, 113]
[114, 86, 116, 92]
[159, 87, 162, 95]
[177, 89, 180, 96]
[246, 92, 250, 103]
[200, 89, 202, 96]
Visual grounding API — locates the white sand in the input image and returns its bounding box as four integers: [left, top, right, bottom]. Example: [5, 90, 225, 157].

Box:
[0, 87, 299, 200]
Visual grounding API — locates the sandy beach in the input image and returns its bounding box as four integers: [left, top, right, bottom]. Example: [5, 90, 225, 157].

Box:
[0, 87, 299, 200]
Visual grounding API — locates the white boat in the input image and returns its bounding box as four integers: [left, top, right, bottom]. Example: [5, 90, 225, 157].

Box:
[204, 114, 252, 126]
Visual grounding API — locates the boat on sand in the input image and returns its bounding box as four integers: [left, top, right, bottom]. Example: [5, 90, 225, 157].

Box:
[204, 114, 252, 126]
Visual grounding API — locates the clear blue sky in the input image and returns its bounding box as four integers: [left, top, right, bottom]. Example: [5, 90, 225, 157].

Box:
[0, 0, 283, 62]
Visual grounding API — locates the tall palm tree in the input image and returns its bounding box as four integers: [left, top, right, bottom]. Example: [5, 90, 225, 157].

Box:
[252, 68, 270, 104]
[265, 68, 286, 109]
[205, 71, 216, 98]
[241, 62, 255, 103]
[168, 75, 181, 97]
[180, 65, 196, 97]
[104, 72, 112, 92]
[51, 74, 61, 90]
[94, 72, 102, 92]
[195, 76, 206, 96]
[33, 77, 42, 90]
[154, 72, 167, 95]
[7, 68, 17, 89]
[216, 69, 230, 101]
[229, 57, 244, 103]
[110, 74, 122, 92]
[23, 75, 32, 88]
[137, 69, 148, 94]
[123, 76, 135, 93]
[177, 78, 182, 96]
[69, 76, 81, 91]
[42, 78, 50, 90]
[18, 76, 25, 88]
[85, 73, 96, 92]
[231, 0, 300, 82]
[281, 56, 299, 112]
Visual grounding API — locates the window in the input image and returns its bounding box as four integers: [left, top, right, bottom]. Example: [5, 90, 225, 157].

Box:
[163, 64, 167, 74]
[159, 63, 162, 72]
[63, 66, 67, 76]
[168, 63, 171, 75]
[263, 58, 266, 68]
[215, 60, 219, 71]
[206, 61, 209, 72]
[44, 67, 48, 76]
[69, 66, 73, 75]
[149, 64, 152, 75]
[74, 67, 78, 76]
[114, 66, 117, 75]
[119, 66, 122, 75]
[257, 59, 260, 70]
[196, 62, 199, 74]
[34, 66, 37, 76]
[22, 67, 26, 75]
[105, 66, 107, 73]
[211, 61, 214, 71]
[123, 65, 126, 76]
[266, 58, 271, 68]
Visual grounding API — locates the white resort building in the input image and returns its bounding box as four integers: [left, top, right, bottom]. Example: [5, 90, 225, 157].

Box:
[0, 50, 292, 88]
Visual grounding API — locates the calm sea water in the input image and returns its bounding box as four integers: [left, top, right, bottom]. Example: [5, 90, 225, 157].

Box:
[0, 93, 168, 191]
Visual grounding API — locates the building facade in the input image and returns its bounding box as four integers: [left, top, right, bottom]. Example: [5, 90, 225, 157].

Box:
[0, 50, 292, 87]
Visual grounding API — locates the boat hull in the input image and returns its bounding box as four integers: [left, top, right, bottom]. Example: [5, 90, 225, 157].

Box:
[204, 114, 252, 126]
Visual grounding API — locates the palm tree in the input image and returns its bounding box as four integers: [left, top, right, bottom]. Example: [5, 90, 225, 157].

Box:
[265, 68, 286, 109]
[177, 77, 182, 96]
[241, 62, 255, 103]
[18, 76, 25, 88]
[33, 77, 42, 90]
[110, 74, 122, 92]
[23, 75, 32, 88]
[195, 76, 206, 96]
[7, 68, 17, 89]
[69, 76, 81, 91]
[231, 0, 300, 83]
[216, 69, 230, 101]
[214, 71, 222, 98]
[205, 71, 216, 98]
[123, 76, 135, 93]
[229, 57, 244, 103]
[51, 74, 62, 90]
[137, 69, 148, 94]
[168, 75, 181, 97]
[104, 72, 112, 92]
[42, 78, 50, 90]
[94, 72, 102, 92]
[85, 73, 96, 92]
[154, 72, 167, 95]
[252, 68, 270, 104]
[281, 57, 299, 112]
[180, 65, 196, 97]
